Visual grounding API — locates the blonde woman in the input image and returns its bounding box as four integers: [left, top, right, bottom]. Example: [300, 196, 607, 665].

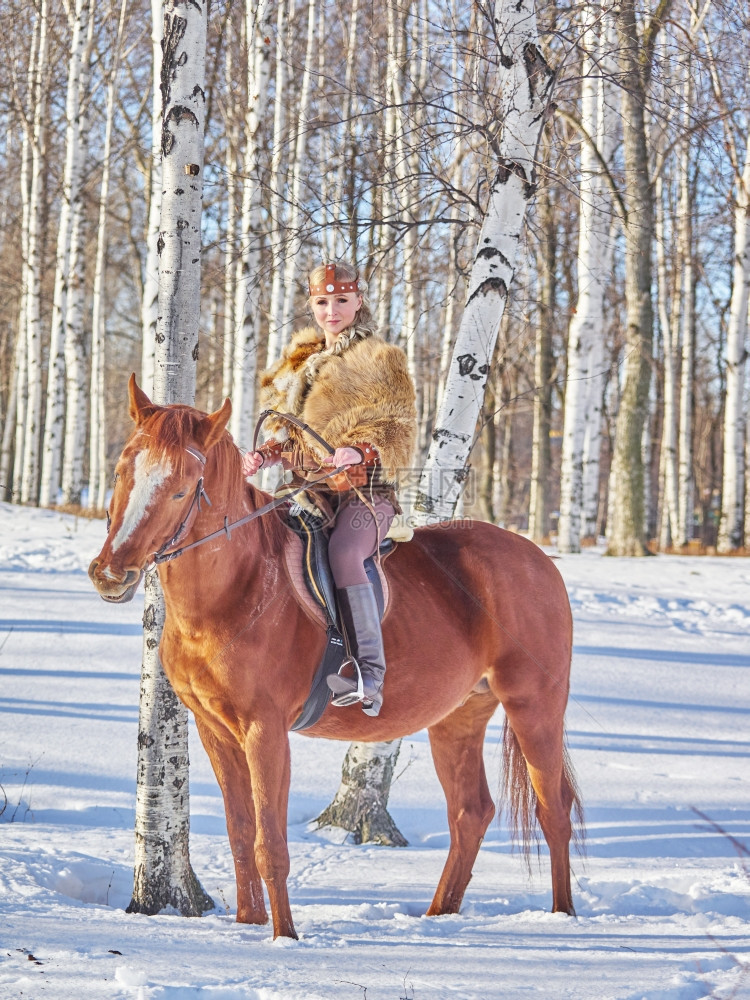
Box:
[242, 262, 416, 717]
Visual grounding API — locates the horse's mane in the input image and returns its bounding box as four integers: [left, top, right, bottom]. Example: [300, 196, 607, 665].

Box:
[140, 405, 288, 557]
[139, 405, 209, 476]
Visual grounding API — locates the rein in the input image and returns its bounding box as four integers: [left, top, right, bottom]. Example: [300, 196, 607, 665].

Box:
[252, 409, 334, 456]
[150, 412, 341, 567]
[152, 467, 343, 566]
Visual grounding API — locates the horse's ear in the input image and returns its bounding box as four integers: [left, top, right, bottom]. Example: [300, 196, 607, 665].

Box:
[128, 373, 158, 426]
[197, 397, 232, 452]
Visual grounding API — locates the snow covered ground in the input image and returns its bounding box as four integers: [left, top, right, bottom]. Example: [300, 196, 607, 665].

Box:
[1, 500, 748, 1000]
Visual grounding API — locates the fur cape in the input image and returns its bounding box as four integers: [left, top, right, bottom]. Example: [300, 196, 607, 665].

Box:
[259, 326, 417, 485]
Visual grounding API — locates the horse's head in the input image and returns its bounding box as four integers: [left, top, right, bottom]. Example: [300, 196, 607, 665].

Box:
[88, 374, 232, 603]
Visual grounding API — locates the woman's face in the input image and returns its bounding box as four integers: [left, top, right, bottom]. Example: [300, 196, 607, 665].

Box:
[311, 292, 362, 343]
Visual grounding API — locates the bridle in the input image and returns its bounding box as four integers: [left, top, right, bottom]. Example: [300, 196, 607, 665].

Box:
[152, 445, 212, 564]
[106, 412, 344, 569]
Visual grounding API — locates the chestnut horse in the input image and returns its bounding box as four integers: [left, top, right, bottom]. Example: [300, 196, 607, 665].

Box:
[89, 377, 582, 939]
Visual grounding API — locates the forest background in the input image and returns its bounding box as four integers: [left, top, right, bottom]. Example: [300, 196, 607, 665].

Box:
[1, 0, 749, 557]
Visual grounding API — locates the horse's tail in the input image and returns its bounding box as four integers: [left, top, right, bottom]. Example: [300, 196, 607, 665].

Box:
[500, 719, 585, 869]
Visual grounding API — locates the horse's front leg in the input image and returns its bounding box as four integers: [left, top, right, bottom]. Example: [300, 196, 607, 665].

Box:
[244, 716, 297, 939]
[193, 716, 268, 926]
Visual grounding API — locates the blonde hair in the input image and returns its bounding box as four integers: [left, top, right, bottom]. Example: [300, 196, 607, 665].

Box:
[307, 262, 378, 337]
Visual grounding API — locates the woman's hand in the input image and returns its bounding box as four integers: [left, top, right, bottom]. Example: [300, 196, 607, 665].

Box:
[325, 446, 363, 469]
[242, 451, 264, 478]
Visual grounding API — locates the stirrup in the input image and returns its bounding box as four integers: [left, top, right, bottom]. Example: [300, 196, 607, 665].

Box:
[327, 657, 366, 707]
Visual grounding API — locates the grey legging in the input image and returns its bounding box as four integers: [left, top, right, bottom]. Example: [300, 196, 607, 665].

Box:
[327, 495, 395, 587]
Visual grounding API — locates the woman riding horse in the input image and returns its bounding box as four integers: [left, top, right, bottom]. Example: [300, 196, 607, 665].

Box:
[242, 262, 417, 718]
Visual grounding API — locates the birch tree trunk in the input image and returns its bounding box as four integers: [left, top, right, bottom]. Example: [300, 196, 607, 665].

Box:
[61, 201, 88, 505]
[675, 78, 695, 548]
[604, 0, 669, 555]
[279, 0, 317, 339]
[528, 146, 554, 543]
[39, 0, 91, 507]
[266, 0, 292, 367]
[331, 0, 360, 261]
[557, 1, 616, 553]
[319, 0, 554, 845]
[229, 0, 271, 446]
[221, 11, 242, 398]
[10, 44, 34, 504]
[140, 0, 164, 395]
[656, 170, 679, 549]
[314, 741, 407, 847]
[88, 0, 128, 512]
[718, 126, 750, 550]
[128, 0, 213, 918]
[415, 1, 554, 522]
[20, 0, 49, 506]
[1, 338, 20, 502]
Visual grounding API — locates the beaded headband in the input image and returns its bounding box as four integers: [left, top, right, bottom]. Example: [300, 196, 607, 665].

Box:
[308, 263, 360, 297]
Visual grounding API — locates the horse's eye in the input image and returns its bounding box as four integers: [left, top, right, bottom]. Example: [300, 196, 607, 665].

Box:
[173, 492, 186, 500]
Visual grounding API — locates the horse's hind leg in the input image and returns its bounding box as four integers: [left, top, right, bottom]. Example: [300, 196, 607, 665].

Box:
[501, 699, 577, 915]
[194, 717, 268, 925]
[426, 691, 499, 916]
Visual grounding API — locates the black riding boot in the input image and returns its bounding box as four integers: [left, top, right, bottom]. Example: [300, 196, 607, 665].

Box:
[327, 583, 386, 717]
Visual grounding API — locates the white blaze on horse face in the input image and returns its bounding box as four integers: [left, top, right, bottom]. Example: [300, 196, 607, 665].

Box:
[111, 450, 173, 553]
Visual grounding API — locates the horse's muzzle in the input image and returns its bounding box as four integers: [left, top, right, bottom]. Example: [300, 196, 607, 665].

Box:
[88, 560, 144, 603]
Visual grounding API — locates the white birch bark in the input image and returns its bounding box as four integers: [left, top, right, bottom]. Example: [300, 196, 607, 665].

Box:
[315, 741, 407, 847]
[330, 0, 360, 261]
[88, 0, 128, 512]
[12, 344, 27, 504]
[61, 6, 96, 507]
[61, 204, 88, 505]
[557, 2, 615, 553]
[675, 75, 694, 548]
[11, 51, 34, 504]
[279, 0, 317, 339]
[1, 338, 20, 502]
[266, 0, 293, 367]
[436, 22, 467, 411]
[39, 0, 91, 507]
[317, 0, 332, 262]
[718, 127, 750, 550]
[140, 0, 164, 395]
[656, 171, 679, 549]
[415, 0, 554, 522]
[20, 0, 49, 505]
[229, 0, 271, 446]
[528, 164, 554, 543]
[129, 0, 212, 918]
[221, 14, 242, 399]
[372, 16, 399, 338]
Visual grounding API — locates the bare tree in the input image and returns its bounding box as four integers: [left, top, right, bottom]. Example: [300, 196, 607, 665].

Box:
[717, 66, 750, 552]
[605, 0, 671, 556]
[128, 0, 213, 918]
[38, 0, 92, 507]
[229, 0, 270, 447]
[558, 1, 617, 553]
[18, 0, 50, 506]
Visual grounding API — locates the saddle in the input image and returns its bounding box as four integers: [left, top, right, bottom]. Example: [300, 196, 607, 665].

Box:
[281, 505, 396, 731]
